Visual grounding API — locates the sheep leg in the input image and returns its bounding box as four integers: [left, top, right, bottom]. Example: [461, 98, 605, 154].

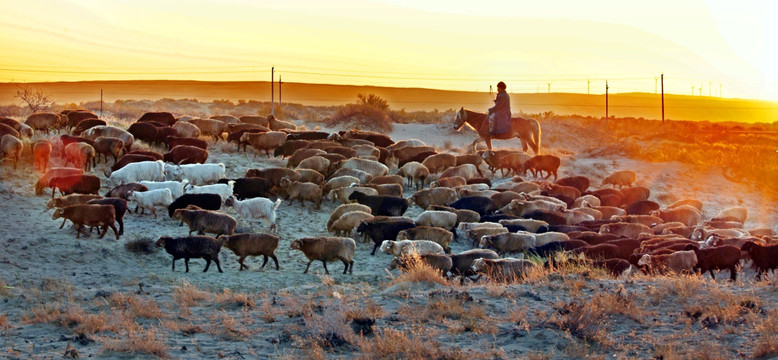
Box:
[303, 260, 314, 274]
[59, 219, 68, 229]
[321, 260, 330, 275]
[171, 258, 177, 272]
[109, 223, 119, 240]
[271, 255, 280, 270]
[98, 224, 109, 239]
[259, 255, 268, 270]
[203, 258, 212, 272]
[341, 259, 349, 274]
[708, 269, 716, 280]
[214, 257, 223, 273]
[151, 207, 157, 219]
[729, 267, 737, 282]
[370, 242, 380, 256]
[238, 256, 247, 271]
[74, 224, 83, 239]
[184, 258, 190, 273]
[118, 218, 124, 235]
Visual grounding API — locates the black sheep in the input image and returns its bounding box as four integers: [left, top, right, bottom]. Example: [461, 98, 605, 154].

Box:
[167, 193, 222, 218]
[527, 240, 589, 258]
[624, 200, 660, 215]
[138, 112, 177, 126]
[548, 225, 588, 233]
[218, 177, 272, 200]
[155, 235, 224, 273]
[355, 218, 415, 255]
[556, 176, 590, 194]
[127, 122, 158, 144]
[619, 186, 650, 206]
[449, 196, 496, 216]
[741, 241, 778, 281]
[685, 244, 741, 281]
[448, 249, 500, 283]
[87, 197, 128, 235]
[348, 191, 408, 217]
[286, 131, 330, 141]
[522, 209, 567, 226]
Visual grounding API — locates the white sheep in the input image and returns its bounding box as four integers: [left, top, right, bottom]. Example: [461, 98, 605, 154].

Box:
[330, 211, 374, 236]
[139, 180, 188, 199]
[378, 240, 445, 257]
[224, 196, 282, 232]
[164, 163, 225, 184]
[108, 160, 165, 185]
[414, 210, 457, 230]
[127, 188, 173, 218]
[397, 161, 430, 190]
[715, 206, 748, 223]
[339, 158, 389, 178]
[519, 231, 570, 247]
[184, 182, 233, 202]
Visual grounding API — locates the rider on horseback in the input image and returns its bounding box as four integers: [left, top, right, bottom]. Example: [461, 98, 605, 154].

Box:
[487, 81, 511, 135]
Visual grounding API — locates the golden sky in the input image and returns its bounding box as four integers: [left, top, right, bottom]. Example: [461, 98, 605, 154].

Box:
[1, 0, 775, 100]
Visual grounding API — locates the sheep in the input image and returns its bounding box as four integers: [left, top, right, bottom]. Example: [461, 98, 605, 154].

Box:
[173, 208, 237, 236]
[379, 240, 445, 257]
[625, 200, 660, 215]
[217, 177, 271, 200]
[714, 206, 748, 224]
[430, 205, 481, 228]
[287, 131, 330, 141]
[137, 111, 176, 125]
[349, 191, 408, 216]
[357, 218, 417, 255]
[189, 118, 227, 141]
[155, 236, 223, 273]
[524, 155, 561, 181]
[479, 232, 536, 255]
[341, 129, 394, 147]
[290, 237, 355, 274]
[138, 180, 188, 200]
[650, 206, 701, 227]
[80, 125, 134, 151]
[25, 112, 59, 133]
[352, 144, 380, 158]
[267, 115, 296, 131]
[669, 199, 704, 212]
[561, 209, 596, 225]
[167, 193, 221, 219]
[522, 210, 568, 226]
[599, 222, 652, 238]
[35, 167, 85, 195]
[610, 214, 664, 227]
[218, 233, 280, 271]
[414, 210, 457, 231]
[71, 119, 105, 136]
[651, 221, 687, 235]
[237, 115, 268, 126]
[274, 139, 311, 157]
[556, 176, 591, 194]
[165, 163, 225, 185]
[63, 142, 95, 171]
[410, 188, 458, 210]
[163, 145, 208, 165]
[591, 206, 626, 219]
[242, 131, 287, 157]
[741, 241, 778, 280]
[296, 155, 330, 176]
[449, 196, 496, 216]
[481, 150, 531, 177]
[471, 258, 537, 282]
[693, 227, 750, 242]
[457, 188, 498, 199]
[172, 121, 201, 138]
[0, 134, 23, 169]
[497, 199, 564, 217]
[465, 226, 509, 247]
[296, 168, 326, 185]
[47, 194, 103, 211]
[224, 196, 282, 232]
[108, 160, 165, 185]
[396, 226, 453, 253]
[573, 243, 621, 260]
[335, 186, 378, 204]
[86, 197, 128, 235]
[127, 188, 174, 218]
[127, 122, 157, 144]
[439, 164, 481, 182]
[683, 244, 741, 281]
[363, 183, 403, 197]
[105, 154, 156, 175]
[389, 254, 453, 274]
[419, 153, 455, 174]
[166, 136, 208, 151]
[0, 117, 20, 131]
[638, 250, 697, 274]
[329, 168, 373, 184]
[30, 139, 51, 172]
[184, 182, 233, 202]
[396, 161, 429, 190]
[323, 176, 362, 200]
[601, 170, 637, 188]
[339, 158, 389, 178]
[50, 174, 100, 198]
[330, 211, 374, 236]
[279, 176, 322, 209]
[0, 123, 19, 139]
[430, 176, 467, 188]
[93, 136, 125, 164]
[52, 204, 119, 239]
[327, 203, 372, 231]
[498, 219, 549, 233]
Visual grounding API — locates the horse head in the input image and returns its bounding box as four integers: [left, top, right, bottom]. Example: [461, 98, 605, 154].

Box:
[454, 107, 467, 131]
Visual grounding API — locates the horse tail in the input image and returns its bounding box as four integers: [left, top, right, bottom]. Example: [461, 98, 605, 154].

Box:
[531, 119, 541, 154]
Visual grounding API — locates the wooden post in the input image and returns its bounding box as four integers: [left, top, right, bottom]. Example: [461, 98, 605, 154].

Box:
[271, 66, 274, 116]
[605, 80, 609, 123]
[661, 74, 664, 126]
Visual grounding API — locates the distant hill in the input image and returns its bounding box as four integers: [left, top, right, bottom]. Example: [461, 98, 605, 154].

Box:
[1, 80, 776, 123]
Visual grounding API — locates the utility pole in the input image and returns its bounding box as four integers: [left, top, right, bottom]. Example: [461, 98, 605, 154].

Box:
[605, 80, 609, 123]
[100, 89, 103, 117]
[489, 85, 492, 95]
[661, 74, 665, 126]
[587, 79, 590, 95]
[271, 66, 275, 116]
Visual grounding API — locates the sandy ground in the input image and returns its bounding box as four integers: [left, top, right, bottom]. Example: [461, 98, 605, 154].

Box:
[0, 118, 776, 359]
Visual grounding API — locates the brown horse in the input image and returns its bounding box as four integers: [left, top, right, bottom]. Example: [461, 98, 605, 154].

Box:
[453, 108, 541, 153]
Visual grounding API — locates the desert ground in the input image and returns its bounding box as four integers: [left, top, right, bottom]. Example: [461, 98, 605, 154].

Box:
[0, 106, 777, 359]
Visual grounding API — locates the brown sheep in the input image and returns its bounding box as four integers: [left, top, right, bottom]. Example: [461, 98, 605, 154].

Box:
[172, 121, 201, 138]
[0, 123, 20, 139]
[287, 148, 327, 168]
[324, 146, 357, 159]
[138, 112, 176, 126]
[50, 174, 100, 198]
[524, 155, 561, 181]
[189, 118, 227, 142]
[410, 187, 458, 209]
[329, 168, 373, 184]
[602, 170, 637, 188]
[218, 233, 280, 271]
[64, 142, 95, 171]
[25, 112, 60, 134]
[1, 134, 23, 169]
[327, 203, 373, 232]
[32, 139, 52, 172]
[80, 126, 134, 152]
[279, 177, 322, 209]
[245, 167, 301, 187]
[173, 208, 237, 236]
[52, 204, 118, 239]
[163, 145, 209, 165]
[267, 115, 297, 131]
[421, 153, 457, 174]
[228, 123, 268, 134]
[297, 155, 331, 175]
[93, 136, 125, 164]
[430, 176, 467, 188]
[238, 115, 269, 127]
[439, 164, 481, 181]
[240, 131, 287, 157]
[210, 114, 240, 124]
[87, 197, 128, 235]
[296, 168, 326, 185]
[290, 237, 355, 274]
[47, 194, 103, 210]
[166, 136, 208, 151]
[330, 210, 374, 236]
[369, 175, 405, 186]
[35, 167, 85, 195]
[0, 117, 21, 131]
[72, 119, 106, 136]
[364, 183, 404, 197]
[389, 254, 453, 274]
[397, 161, 429, 190]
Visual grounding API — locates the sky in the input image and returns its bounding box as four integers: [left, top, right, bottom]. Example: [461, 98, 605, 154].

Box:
[0, 0, 775, 100]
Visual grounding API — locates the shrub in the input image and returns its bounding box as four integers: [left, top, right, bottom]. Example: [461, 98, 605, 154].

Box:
[326, 94, 392, 131]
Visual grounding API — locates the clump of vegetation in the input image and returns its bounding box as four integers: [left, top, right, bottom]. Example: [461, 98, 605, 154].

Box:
[325, 93, 393, 131]
[124, 238, 156, 255]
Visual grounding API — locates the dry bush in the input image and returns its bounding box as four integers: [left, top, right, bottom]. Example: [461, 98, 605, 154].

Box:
[172, 281, 211, 307]
[752, 309, 778, 358]
[208, 311, 255, 341]
[354, 326, 469, 360]
[549, 299, 610, 344]
[590, 284, 649, 323]
[25, 303, 112, 334]
[124, 238, 156, 255]
[100, 326, 167, 358]
[213, 289, 255, 309]
[299, 298, 352, 348]
[109, 293, 165, 319]
[385, 254, 449, 287]
[325, 94, 392, 132]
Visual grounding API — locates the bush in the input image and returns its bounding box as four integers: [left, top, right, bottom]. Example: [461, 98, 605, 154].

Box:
[325, 94, 392, 132]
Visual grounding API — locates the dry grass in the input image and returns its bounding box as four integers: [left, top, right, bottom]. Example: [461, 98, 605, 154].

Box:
[354, 326, 469, 360]
[109, 293, 165, 319]
[750, 309, 778, 358]
[124, 238, 157, 255]
[100, 326, 167, 358]
[213, 289, 255, 309]
[172, 281, 211, 307]
[385, 254, 449, 288]
[25, 303, 112, 334]
[549, 299, 611, 345]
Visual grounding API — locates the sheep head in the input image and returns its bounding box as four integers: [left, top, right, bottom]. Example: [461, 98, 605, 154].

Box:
[479, 236, 493, 249]
[290, 239, 302, 250]
[52, 208, 64, 220]
[471, 258, 486, 272]
[155, 236, 171, 247]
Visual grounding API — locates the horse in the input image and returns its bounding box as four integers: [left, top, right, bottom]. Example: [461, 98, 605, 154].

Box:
[453, 108, 541, 153]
